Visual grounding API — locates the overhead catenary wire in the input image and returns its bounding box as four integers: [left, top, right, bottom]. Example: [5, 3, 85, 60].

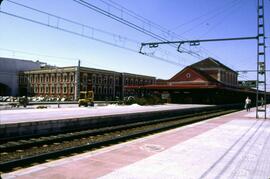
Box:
[98, 0, 245, 66]
[1, 1, 187, 67]
[0, 48, 124, 71]
[171, 0, 242, 31]
[197, 0, 244, 38]
[167, 0, 246, 65]
[73, 0, 202, 59]
[103, 0, 227, 61]
[5, 0, 138, 44]
[0, 48, 77, 62]
[178, 0, 243, 36]
[98, 0, 180, 40]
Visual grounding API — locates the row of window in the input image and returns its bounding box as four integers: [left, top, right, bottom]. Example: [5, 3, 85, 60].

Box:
[21, 73, 155, 86]
[82, 75, 116, 85]
[32, 85, 74, 94]
[81, 74, 154, 86]
[32, 85, 119, 95]
[124, 78, 153, 85]
[220, 71, 237, 85]
[20, 73, 75, 84]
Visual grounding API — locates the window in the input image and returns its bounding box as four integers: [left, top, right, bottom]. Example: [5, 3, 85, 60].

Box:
[109, 77, 113, 85]
[185, 73, 191, 79]
[40, 75, 43, 83]
[70, 85, 74, 94]
[51, 85, 55, 93]
[46, 86, 49, 94]
[98, 87, 102, 94]
[57, 85, 61, 94]
[70, 74, 74, 82]
[40, 85, 43, 93]
[92, 75, 96, 84]
[34, 85, 38, 93]
[98, 76, 102, 84]
[63, 85, 67, 94]
[103, 77, 107, 84]
[103, 87, 107, 94]
[83, 75, 87, 82]
[109, 87, 112, 94]
[125, 78, 128, 85]
[64, 75, 67, 82]
[57, 74, 61, 82]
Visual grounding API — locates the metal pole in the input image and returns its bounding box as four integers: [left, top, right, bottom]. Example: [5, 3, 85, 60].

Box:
[256, 0, 267, 119]
[75, 60, 80, 101]
[141, 36, 258, 47]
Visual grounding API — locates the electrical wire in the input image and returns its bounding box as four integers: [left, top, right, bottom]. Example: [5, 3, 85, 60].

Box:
[197, 0, 244, 38]
[171, 0, 242, 30]
[0, 8, 186, 67]
[4, 0, 190, 66]
[73, 0, 201, 59]
[0, 48, 77, 61]
[0, 48, 123, 70]
[179, 0, 243, 36]
[97, 0, 239, 64]
[99, 0, 178, 40]
[6, 0, 138, 44]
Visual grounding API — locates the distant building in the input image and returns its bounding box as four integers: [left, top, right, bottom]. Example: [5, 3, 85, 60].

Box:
[126, 57, 260, 104]
[189, 57, 238, 86]
[0, 57, 42, 96]
[19, 66, 156, 100]
[159, 57, 238, 87]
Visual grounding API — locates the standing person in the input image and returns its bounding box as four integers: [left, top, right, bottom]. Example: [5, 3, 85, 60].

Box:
[261, 97, 264, 107]
[245, 97, 251, 112]
[57, 95, 60, 108]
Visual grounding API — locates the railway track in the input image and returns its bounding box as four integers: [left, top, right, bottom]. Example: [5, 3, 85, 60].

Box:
[0, 108, 238, 172]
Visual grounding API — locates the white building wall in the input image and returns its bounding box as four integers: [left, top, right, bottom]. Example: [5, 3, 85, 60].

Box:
[0, 57, 41, 96]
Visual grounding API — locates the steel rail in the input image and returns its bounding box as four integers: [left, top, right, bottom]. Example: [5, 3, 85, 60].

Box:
[0, 108, 239, 172]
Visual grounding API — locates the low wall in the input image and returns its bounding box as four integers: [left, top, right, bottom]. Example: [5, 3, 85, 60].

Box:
[0, 105, 228, 140]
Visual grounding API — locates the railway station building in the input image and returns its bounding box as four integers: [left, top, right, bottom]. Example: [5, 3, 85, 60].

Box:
[126, 57, 266, 104]
[18, 66, 156, 101]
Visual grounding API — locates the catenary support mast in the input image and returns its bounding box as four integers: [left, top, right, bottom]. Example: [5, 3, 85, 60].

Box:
[140, 0, 267, 118]
[256, 0, 266, 119]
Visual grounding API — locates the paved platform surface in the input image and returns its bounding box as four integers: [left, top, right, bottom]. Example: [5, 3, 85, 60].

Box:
[0, 104, 210, 124]
[2, 108, 270, 179]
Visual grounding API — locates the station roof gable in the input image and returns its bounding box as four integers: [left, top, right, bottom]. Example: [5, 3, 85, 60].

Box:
[190, 57, 237, 74]
[169, 66, 219, 83]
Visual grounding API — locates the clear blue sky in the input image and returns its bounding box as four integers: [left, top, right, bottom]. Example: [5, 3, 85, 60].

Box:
[0, 0, 269, 89]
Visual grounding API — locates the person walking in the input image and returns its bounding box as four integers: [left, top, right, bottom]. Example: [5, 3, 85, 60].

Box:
[245, 97, 251, 112]
[261, 97, 264, 107]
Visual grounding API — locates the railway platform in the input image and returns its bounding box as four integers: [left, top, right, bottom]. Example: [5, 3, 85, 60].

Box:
[0, 104, 215, 139]
[0, 104, 210, 124]
[1, 107, 270, 179]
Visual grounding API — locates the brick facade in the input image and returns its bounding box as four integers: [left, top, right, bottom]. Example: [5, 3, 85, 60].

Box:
[19, 66, 155, 100]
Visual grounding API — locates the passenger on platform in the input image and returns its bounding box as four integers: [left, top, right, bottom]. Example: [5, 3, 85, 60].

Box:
[57, 96, 60, 108]
[245, 97, 251, 112]
[261, 97, 264, 107]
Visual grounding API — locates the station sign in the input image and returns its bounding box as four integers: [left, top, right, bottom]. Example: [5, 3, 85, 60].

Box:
[238, 80, 257, 88]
